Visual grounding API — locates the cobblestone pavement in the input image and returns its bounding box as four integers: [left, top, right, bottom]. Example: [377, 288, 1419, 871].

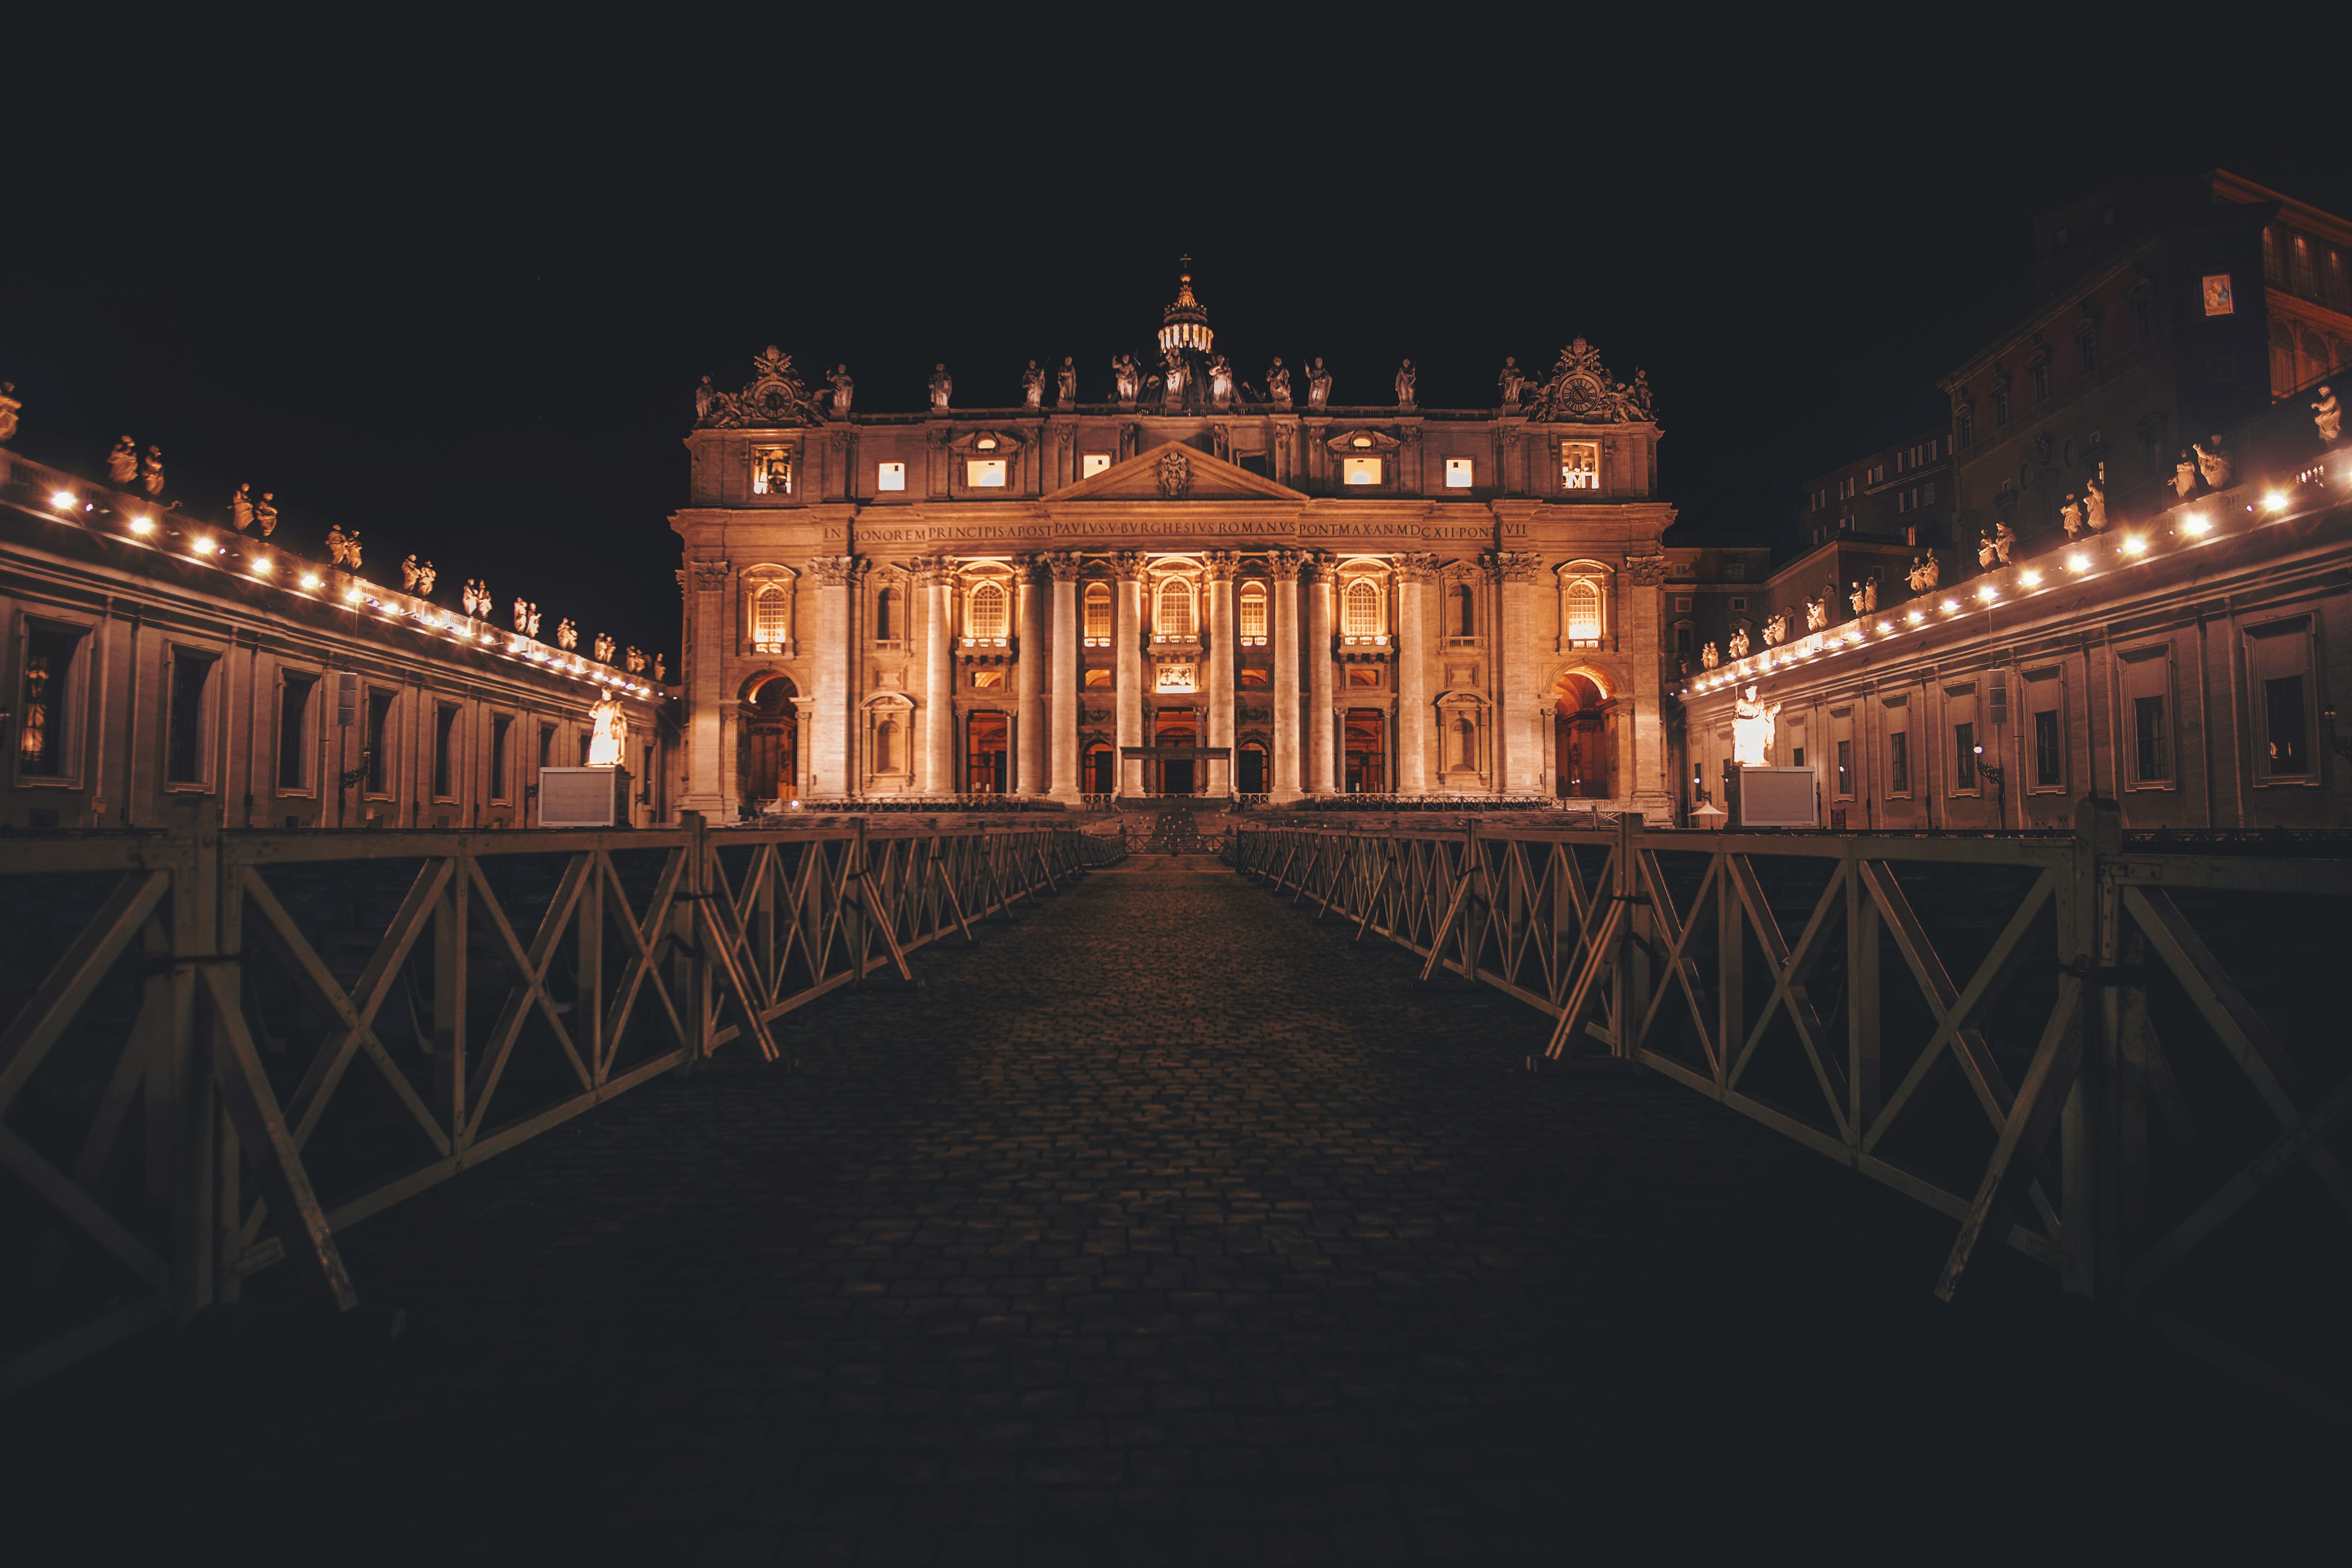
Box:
[9, 860, 2335, 1564]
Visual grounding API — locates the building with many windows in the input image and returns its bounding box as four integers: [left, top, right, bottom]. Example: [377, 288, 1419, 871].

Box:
[1798, 428, 1952, 550]
[671, 268, 1680, 814]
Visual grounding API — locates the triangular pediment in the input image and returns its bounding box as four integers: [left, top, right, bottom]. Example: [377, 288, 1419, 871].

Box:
[1048, 441, 1308, 503]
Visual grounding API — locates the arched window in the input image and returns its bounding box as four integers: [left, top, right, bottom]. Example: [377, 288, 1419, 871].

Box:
[753, 586, 790, 649]
[1451, 584, 1475, 637]
[968, 582, 1007, 641]
[1157, 578, 1194, 638]
[875, 586, 899, 641]
[1084, 582, 1111, 641]
[874, 719, 896, 772]
[1453, 711, 1478, 770]
[1566, 580, 1603, 645]
[1343, 579, 1380, 637]
[1238, 581, 1268, 641]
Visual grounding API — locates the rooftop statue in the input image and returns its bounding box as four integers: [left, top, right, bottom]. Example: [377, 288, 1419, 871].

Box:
[2173, 451, 2198, 499]
[401, 554, 419, 591]
[345, 530, 362, 571]
[2315, 384, 2342, 445]
[1265, 357, 1291, 410]
[1520, 339, 1657, 423]
[108, 437, 137, 485]
[1498, 357, 1524, 409]
[824, 364, 853, 417]
[1805, 590, 1829, 631]
[594, 631, 616, 665]
[2194, 433, 2232, 491]
[1111, 354, 1141, 405]
[1728, 626, 1750, 659]
[1306, 357, 1332, 411]
[1056, 357, 1077, 407]
[1208, 354, 1235, 410]
[694, 346, 817, 428]
[416, 560, 437, 594]
[652, 654, 666, 683]
[1762, 612, 1787, 646]
[1021, 360, 1045, 411]
[253, 492, 277, 537]
[231, 482, 254, 531]
[0, 382, 20, 444]
[625, 645, 647, 674]
[1732, 686, 1782, 769]
[326, 524, 350, 566]
[513, 596, 531, 633]
[695, 375, 716, 422]
[1993, 520, 2014, 565]
[141, 445, 165, 496]
[1978, 530, 1997, 570]
[1701, 640, 1720, 669]
[2083, 462, 2109, 531]
[557, 617, 578, 651]
[2060, 494, 2083, 539]
[1395, 359, 1416, 408]
[928, 364, 952, 411]
[1159, 346, 1187, 408]
[1907, 553, 1940, 592]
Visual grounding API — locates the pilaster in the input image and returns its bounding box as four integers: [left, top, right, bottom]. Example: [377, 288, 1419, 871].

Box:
[916, 557, 955, 795]
[1115, 552, 1145, 797]
[809, 554, 863, 798]
[683, 557, 729, 813]
[1048, 553, 1081, 800]
[1396, 553, 1434, 794]
[1016, 556, 1045, 794]
[1271, 551, 1302, 801]
[1306, 553, 1335, 795]
[1489, 550, 1544, 795]
[1205, 551, 1236, 796]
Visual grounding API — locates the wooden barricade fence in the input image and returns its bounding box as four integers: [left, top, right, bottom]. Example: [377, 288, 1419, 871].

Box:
[1231, 803, 2352, 1414]
[0, 810, 1104, 1395]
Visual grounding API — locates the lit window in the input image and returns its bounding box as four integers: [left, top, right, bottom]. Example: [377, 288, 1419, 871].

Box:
[1084, 582, 1111, 640]
[1566, 580, 1602, 644]
[1561, 441, 1600, 491]
[752, 445, 793, 496]
[1444, 458, 1474, 488]
[752, 586, 790, 649]
[1082, 453, 1111, 477]
[971, 668, 1005, 689]
[1084, 667, 1112, 688]
[967, 582, 1008, 640]
[1343, 579, 1380, 637]
[1347, 666, 1379, 687]
[1342, 456, 1382, 485]
[1157, 579, 1194, 638]
[965, 459, 1007, 488]
[1238, 581, 1268, 640]
[876, 462, 906, 492]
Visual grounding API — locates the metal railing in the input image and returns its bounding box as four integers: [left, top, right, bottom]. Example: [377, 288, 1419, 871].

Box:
[1233, 804, 2352, 1412]
[0, 809, 1104, 1395]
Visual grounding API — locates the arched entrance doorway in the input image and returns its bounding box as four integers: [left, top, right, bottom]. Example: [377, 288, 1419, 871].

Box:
[1553, 672, 1614, 798]
[1344, 709, 1386, 794]
[966, 711, 1009, 793]
[1153, 708, 1198, 795]
[1237, 742, 1268, 795]
[738, 675, 799, 805]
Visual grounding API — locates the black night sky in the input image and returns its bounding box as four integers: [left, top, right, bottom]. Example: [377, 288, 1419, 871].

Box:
[6, 22, 2342, 667]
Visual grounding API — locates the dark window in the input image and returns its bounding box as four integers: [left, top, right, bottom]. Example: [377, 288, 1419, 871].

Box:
[2030, 363, 2051, 403]
[1791, 746, 1805, 768]
[1675, 623, 1692, 655]
[539, 722, 555, 768]
[1835, 740, 1851, 798]
[1889, 733, 1910, 795]
[1954, 722, 1976, 790]
[18, 624, 81, 779]
[2263, 226, 2284, 287]
[434, 704, 459, 797]
[2264, 676, 2309, 774]
[490, 713, 513, 800]
[875, 587, 898, 640]
[577, 732, 592, 766]
[2133, 696, 2167, 783]
[365, 689, 395, 792]
[1957, 412, 1974, 449]
[277, 676, 315, 789]
[1993, 388, 2011, 425]
[2033, 709, 2062, 787]
[2079, 334, 2098, 372]
[167, 652, 212, 785]
[2135, 296, 2154, 341]
[1453, 585, 1475, 637]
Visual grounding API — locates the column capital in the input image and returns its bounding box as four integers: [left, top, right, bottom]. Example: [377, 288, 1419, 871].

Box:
[809, 554, 865, 588]
[1043, 550, 1087, 582]
[1202, 549, 1239, 582]
[1268, 549, 1304, 582]
[1396, 551, 1439, 584]
[1482, 549, 1543, 584]
[1112, 550, 1149, 582]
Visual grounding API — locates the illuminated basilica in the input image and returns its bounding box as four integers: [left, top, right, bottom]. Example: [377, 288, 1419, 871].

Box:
[671, 266, 1678, 816]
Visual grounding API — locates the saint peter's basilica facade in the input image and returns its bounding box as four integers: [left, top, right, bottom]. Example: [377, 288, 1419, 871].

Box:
[671, 268, 1677, 818]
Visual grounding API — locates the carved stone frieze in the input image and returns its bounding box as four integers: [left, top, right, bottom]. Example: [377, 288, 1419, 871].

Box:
[1155, 448, 1192, 499]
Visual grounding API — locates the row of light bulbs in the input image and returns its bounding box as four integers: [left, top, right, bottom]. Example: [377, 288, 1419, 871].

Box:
[1684, 485, 2307, 697]
[44, 487, 663, 700]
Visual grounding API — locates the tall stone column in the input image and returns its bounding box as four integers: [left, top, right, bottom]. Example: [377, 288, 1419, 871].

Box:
[1491, 551, 1544, 795]
[1204, 551, 1236, 796]
[1271, 551, 1303, 801]
[810, 555, 859, 798]
[1048, 553, 1080, 800]
[1115, 552, 1146, 798]
[1396, 553, 1434, 794]
[683, 558, 729, 814]
[1016, 557, 1045, 795]
[1306, 553, 1335, 795]
[918, 557, 956, 795]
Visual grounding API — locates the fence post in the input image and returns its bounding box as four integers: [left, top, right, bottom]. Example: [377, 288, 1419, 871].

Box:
[675, 812, 710, 1069]
[163, 800, 216, 1319]
[1614, 813, 1650, 1061]
[2063, 795, 2122, 1298]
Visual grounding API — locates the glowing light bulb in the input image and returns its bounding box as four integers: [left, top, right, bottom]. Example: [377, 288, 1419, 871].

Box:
[2020, 569, 2042, 587]
[50, 490, 76, 509]
[344, 588, 362, 602]
[128, 515, 155, 534]
[1941, 598, 1960, 614]
[2067, 553, 2089, 572]
[2181, 514, 2211, 536]
[252, 556, 273, 574]
[300, 573, 321, 590]
[2263, 491, 2288, 512]
[2121, 535, 2147, 555]
[1907, 610, 1924, 624]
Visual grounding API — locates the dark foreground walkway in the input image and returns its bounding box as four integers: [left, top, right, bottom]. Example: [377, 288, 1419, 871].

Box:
[7, 862, 2336, 1563]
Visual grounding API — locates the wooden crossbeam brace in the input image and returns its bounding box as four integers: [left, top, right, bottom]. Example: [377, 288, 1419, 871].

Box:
[0, 870, 169, 1118]
[1936, 977, 2084, 1300]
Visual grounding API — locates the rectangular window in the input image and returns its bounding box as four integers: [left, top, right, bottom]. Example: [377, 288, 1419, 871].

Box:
[17, 623, 83, 780]
[1835, 740, 1852, 799]
[876, 461, 906, 492]
[538, 722, 555, 769]
[1868, 463, 1886, 485]
[364, 689, 395, 793]
[577, 732, 592, 766]
[1342, 456, 1383, 485]
[2264, 677, 2309, 775]
[2080, 335, 2098, 372]
[1084, 667, 1112, 688]
[1560, 441, 1599, 490]
[490, 713, 512, 801]
[277, 674, 316, 790]
[1729, 597, 1747, 613]
[1444, 457, 1475, 488]
[433, 704, 459, 798]
[971, 669, 1005, 690]
[1954, 721, 1976, 790]
[166, 651, 213, 785]
[1994, 388, 2011, 425]
[751, 444, 793, 496]
[1791, 746, 1805, 768]
[2034, 709, 2062, 788]
[1239, 667, 1269, 687]
[2030, 363, 2050, 403]
[964, 459, 1007, 488]
[1958, 412, 1974, 449]
[1888, 732, 1910, 795]
[1675, 623, 1692, 654]
[1922, 481, 1935, 505]
[2133, 696, 2168, 784]
[1082, 453, 1111, 477]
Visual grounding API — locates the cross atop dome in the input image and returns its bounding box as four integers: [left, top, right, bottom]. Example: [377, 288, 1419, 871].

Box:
[1158, 255, 1212, 355]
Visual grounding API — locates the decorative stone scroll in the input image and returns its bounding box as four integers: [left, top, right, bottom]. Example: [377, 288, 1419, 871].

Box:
[1520, 338, 1656, 425]
[695, 346, 820, 430]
